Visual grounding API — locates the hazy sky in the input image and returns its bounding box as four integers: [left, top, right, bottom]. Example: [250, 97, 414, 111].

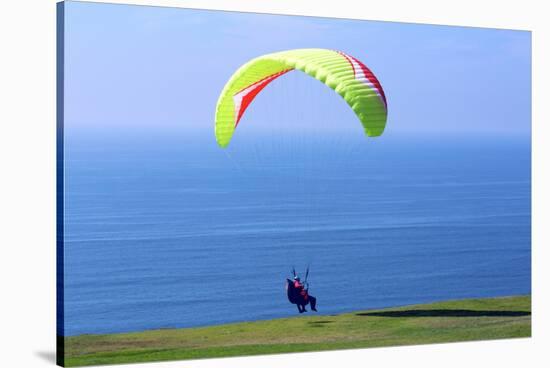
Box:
[63, 1, 531, 138]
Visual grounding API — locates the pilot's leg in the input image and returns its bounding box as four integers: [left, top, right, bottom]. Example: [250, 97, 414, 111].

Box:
[310, 296, 317, 312]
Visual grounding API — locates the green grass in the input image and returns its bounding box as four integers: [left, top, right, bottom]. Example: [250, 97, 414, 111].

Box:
[62, 295, 531, 367]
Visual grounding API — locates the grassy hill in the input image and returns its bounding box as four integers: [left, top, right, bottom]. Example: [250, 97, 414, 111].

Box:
[62, 295, 531, 367]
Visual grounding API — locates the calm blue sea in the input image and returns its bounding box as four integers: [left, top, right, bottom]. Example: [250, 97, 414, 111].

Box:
[62, 132, 531, 336]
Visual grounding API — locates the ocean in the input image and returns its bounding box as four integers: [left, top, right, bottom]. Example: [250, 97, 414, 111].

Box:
[62, 131, 531, 336]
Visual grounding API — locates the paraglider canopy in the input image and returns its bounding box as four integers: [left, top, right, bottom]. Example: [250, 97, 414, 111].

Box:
[214, 48, 388, 147]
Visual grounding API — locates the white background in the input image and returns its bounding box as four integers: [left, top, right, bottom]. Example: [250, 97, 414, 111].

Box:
[0, 0, 548, 367]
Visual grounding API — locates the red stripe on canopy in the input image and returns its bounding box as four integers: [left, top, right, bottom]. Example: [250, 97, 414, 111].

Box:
[336, 50, 387, 108]
[350, 55, 387, 107]
[234, 69, 292, 127]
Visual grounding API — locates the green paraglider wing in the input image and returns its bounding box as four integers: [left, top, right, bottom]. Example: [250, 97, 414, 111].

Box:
[214, 48, 387, 148]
